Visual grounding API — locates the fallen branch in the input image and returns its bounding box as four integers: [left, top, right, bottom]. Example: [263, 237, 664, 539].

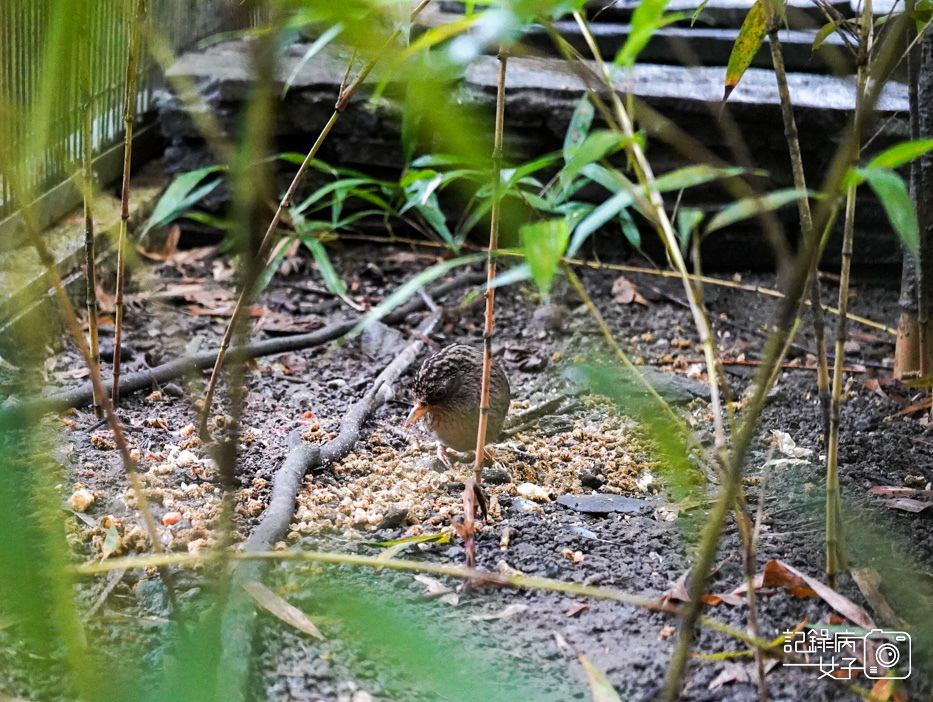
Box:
[215, 311, 441, 702]
[0, 272, 484, 427]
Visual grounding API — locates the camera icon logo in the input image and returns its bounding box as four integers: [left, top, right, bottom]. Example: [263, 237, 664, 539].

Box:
[864, 629, 911, 680]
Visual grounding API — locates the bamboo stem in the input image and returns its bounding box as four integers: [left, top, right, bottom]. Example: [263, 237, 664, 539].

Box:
[199, 0, 433, 429]
[464, 52, 508, 571]
[767, 18, 832, 440]
[80, 18, 101, 419]
[112, 0, 147, 407]
[826, 0, 873, 590]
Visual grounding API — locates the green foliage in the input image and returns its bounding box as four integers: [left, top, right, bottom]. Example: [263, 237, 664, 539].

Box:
[142, 165, 226, 237]
[723, 0, 769, 101]
[521, 218, 570, 296]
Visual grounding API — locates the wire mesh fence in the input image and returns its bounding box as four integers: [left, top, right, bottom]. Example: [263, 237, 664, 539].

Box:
[0, 0, 255, 229]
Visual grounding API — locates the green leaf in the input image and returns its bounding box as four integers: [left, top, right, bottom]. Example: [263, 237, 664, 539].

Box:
[615, 0, 671, 67]
[569, 189, 634, 256]
[254, 237, 293, 295]
[488, 262, 533, 289]
[368, 532, 451, 560]
[652, 164, 745, 192]
[300, 235, 348, 296]
[867, 138, 933, 170]
[348, 254, 487, 337]
[281, 23, 343, 98]
[142, 165, 225, 235]
[724, 0, 767, 102]
[294, 178, 374, 215]
[521, 218, 570, 297]
[415, 193, 457, 249]
[619, 208, 641, 248]
[812, 20, 842, 51]
[676, 208, 705, 249]
[579, 654, 623, 702]
[706, 188, 817, 233]
[857, 167, 919, 260]
[691, 0, 711, 25]
[564, 97, 594, 161]
[560, 130, 627, 190]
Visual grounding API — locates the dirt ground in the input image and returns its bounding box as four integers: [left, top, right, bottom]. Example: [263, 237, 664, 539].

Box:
[4, 237, 933, 702]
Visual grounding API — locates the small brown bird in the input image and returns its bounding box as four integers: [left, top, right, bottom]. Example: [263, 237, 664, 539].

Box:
[405, 344, 511, 467]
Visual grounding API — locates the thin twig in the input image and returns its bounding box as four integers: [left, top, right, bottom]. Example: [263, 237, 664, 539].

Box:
[112, 0, 148, 407]
[79, 19, 102, 419]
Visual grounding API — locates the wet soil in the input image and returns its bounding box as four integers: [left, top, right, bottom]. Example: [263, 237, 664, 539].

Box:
[3, 240, 932, 702]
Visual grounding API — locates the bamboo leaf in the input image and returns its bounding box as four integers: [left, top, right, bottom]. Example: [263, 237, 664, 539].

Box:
[866, 138, 933, 170]
[724, 0, 768, 102]
[300, 234, 348, 295]
[857, 167, 919, 260]
[522, 218, 570, 296]
[348, 254, 487, 337]
[143, 165, 225, 235]
[488, 261, 533, 289]
[692, 0, 711, 25]
[241, 580, 324, 640]
[652, 164, 745, 192]
[560, 131, 627, 189]
[281, 23, 343, 98]
[579, 654, 623, 702]
[564, 97, 595, 161]
[706, 188, 817, 232]
[812, 20, 842, 51]
[569, 190, 634, 256]
[616, 0, 677, 67]
[676, 208, 705, 249]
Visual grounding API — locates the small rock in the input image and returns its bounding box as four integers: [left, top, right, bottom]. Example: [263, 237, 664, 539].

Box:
[175, 450, 198, 467]
[579, 469, 605, 490]
[556, 493, 652, 515]
[67, 488, 95, 513]
[537, 564, 560, 579]
[417, 456, 448, 473]
[361, 322, 406, 360]
[374, 507, 409, 530]
[517, 482, 550, 502]
[163, 383, 185, 398]
[844, 340, 861, 355]
[905, 475, 927, 489]
[511, 497, 541, 512]
[162, 511, 182, 526]
[135, 579, 168, 616]
[532, 304, 567, 333]
[326, 378, 347, 389]
[484, 466, 512, 484]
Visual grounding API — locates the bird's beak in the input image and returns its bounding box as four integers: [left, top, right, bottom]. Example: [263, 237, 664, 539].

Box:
[405, 401, 429, 428]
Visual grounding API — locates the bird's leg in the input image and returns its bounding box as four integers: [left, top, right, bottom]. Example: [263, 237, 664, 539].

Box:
[472, 476, 489, 521]
[436, 442, 456, 470]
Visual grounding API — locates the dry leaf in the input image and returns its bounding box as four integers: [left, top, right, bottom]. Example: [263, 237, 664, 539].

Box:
[708, 660, 752, 691]
[851, 568, 902, 627]
[241, 580, 323, 639]
[611, 276, 648, 306]
[884, 498, 932, 513]
[470, 604, 528, 621]
[137, 225, 181, 261]
[565, 603, 589, 617]
[55, 367, 91, 380]
[413, 574, 458, 606]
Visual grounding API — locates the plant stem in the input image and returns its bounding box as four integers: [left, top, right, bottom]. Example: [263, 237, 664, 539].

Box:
[827, 0, 873, 590]
[465, 52, 508, 571]
[199, 0, 433, 428]
[112, 0, 147, 407]
[80, 19, 101, 419]
[767, 18, 832, 440]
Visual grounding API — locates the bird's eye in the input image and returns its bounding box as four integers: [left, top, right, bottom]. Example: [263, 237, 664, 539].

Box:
[430, 384, 448, 402]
